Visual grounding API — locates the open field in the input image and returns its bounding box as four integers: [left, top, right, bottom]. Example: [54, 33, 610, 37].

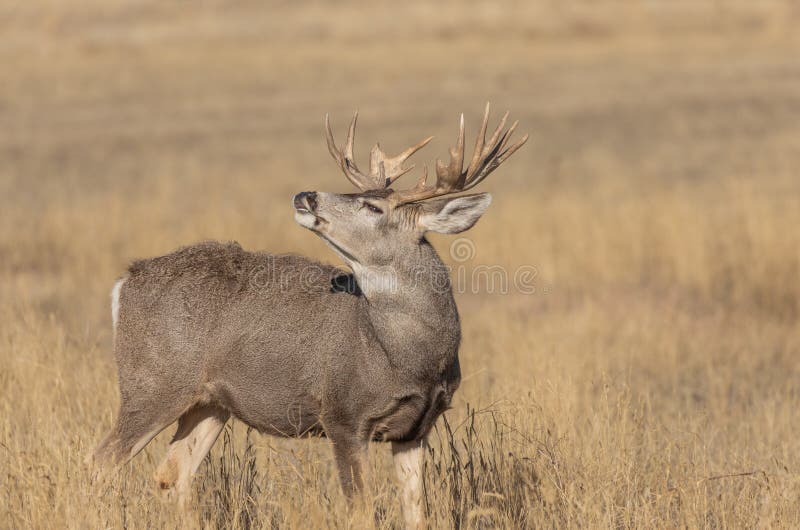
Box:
[2, 1, 800, 528]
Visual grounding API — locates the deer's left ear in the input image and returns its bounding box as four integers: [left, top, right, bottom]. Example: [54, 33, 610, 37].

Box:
[418, 193, 492, 234]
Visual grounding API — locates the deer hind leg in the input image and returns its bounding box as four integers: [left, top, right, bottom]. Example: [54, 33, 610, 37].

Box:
[392, 437, 427, 530]
[154, 403, 229, 503]
[90, 404, 184, 470]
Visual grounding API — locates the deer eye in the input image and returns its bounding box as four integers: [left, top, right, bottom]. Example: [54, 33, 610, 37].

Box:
[363, 203, 383, 215]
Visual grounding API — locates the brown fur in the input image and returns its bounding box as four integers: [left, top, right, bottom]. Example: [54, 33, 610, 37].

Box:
[91, 187, 494, 526]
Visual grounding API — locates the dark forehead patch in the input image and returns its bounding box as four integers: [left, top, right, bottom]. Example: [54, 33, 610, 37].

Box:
[340, 189, 393, 199]
[361, 189, 394, 199]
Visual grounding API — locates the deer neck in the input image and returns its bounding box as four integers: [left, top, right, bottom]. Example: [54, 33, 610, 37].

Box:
[351, 239, 461, 376]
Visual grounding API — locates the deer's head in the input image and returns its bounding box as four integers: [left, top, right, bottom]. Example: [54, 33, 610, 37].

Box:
[294, 104, 527, 272]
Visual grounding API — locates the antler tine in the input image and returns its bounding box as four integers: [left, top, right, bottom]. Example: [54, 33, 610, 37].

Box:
[463, 118, 516, 188]
[435, 113, 466, 190]
[324, 112, 376, 191]
[465, 109, 509, 182]
[397, 135, 435, 161]
[389, 105, 528, 205]
[466, 102, 491, 177]
[370, 135, 434, 187]
[484, 110, 509, 157]
[463, 128, 529, 191]
[326, 106, 525, 201]
[452, 113, 466, 188]
[343, 111, 358, 164]
[324, 114, 339, 161]
[414, 165, 429, 191]
[325, 111, 433, 190]
[499, 119, 519, 155]
[497, 132, 529, 164]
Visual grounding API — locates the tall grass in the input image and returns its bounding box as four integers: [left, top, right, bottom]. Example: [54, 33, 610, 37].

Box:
[2, 1, 800, 528]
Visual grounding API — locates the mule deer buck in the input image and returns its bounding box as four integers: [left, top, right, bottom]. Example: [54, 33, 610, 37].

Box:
[90, 103, 527, 528]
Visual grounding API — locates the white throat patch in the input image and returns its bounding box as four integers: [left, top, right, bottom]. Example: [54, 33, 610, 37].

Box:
[351, 262, 399, 296]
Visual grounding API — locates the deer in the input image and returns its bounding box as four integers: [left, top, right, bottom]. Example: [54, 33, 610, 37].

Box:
[89, 103, 527, 528]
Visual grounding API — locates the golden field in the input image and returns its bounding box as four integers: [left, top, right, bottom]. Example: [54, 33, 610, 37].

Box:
[2, 1, 800, 528]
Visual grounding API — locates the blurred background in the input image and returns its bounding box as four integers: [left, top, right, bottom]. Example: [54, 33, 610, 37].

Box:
[2, 1, 800, 528]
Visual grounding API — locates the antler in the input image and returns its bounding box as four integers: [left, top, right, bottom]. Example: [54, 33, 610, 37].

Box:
[390, 102, 528, 205]
[325, 112, 433, 191]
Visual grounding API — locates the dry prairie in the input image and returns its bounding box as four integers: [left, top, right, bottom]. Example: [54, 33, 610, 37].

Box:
[2, 1, 800, 528]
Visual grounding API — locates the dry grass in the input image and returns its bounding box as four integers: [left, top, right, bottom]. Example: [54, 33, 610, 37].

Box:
[2, 1, 800, 528]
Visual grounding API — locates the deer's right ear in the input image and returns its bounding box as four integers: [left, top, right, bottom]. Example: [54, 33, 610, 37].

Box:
[418, 193, 492, 234]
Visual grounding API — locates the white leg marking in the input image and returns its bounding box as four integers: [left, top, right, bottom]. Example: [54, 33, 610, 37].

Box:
[110, 278, 125, 331]
[392, 438, 426, 530]
[155, 407, 229, 503]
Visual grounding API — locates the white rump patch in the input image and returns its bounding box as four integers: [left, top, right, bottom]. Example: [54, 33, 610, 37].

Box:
[110, 278, 125, 330]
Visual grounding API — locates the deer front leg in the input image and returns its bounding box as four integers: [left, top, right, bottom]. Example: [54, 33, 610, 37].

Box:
[392, 437, 426, 530]
[329, 430, 368, 499]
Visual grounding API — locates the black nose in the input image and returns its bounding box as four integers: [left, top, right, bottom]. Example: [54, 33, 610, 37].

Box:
[294, 191, 317, 212]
